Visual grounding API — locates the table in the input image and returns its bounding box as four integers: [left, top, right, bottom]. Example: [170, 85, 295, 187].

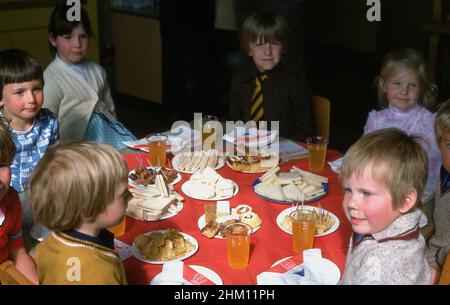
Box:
[119, 149, 352, 285]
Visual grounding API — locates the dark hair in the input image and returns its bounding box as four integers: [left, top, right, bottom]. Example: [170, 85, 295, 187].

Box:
[240, 10, 289, 54]
[0, 49, 43, 100]
[48, 3, 92, 56]
[0, 119, 15, 165]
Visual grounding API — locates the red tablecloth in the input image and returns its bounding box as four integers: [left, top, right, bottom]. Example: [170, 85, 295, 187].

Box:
[120, 149, 352, 285]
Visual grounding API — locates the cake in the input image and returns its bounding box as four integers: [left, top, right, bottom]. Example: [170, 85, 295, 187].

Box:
[235, 204, 252, 215]
[239, 211, 262, 228]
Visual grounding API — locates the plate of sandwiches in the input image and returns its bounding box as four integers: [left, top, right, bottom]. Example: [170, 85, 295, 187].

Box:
[126, 176, 184, 221]
[226, 149, 279, 173]
[198, 202, 262, 239]
[181, 167, 238, 201]
[132, 229, 198, 264]
[172, 149, 225, 174]
[253, 166, 328, 204]
[128, 166, 181, 191]
[276, 206, 339, 237]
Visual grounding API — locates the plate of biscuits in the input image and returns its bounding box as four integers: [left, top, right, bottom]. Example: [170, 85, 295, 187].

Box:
[276, 206, 339, 237]
[253, 166, 328, 204]
[198, 202, 262, 239]
[132, 229, 198, 264]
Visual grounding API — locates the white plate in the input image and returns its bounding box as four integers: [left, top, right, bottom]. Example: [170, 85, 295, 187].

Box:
[132, 230, 198, 264]
[150, 265, 223, 285]
[128, 167, 182, 191]
[197, 214, 261, 239]
[172, 153, 225, 174]
[225, 158, 277, 173]
[270, 256, 340, 285]
[276, 206, 339, 237]
[181, 180, 239, 201]
[126, 202, 184, 222]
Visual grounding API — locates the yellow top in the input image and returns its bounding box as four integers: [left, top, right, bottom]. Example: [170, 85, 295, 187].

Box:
[35, 231, 127, 285]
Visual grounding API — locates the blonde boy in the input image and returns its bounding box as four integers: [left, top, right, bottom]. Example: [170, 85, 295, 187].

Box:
[426, 100, 450, 283]
[27, 141, 131, 284]
[339, 128, 431, 284]
[0, 121, 38, 284]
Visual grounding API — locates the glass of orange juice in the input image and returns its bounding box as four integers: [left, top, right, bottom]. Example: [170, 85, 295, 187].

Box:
[108, 217, 126, 237]
[225, 222, 253, 269]
[306, 136, 328, 172]
[146, 133, 168, 169]
[290, 208, 316, 254]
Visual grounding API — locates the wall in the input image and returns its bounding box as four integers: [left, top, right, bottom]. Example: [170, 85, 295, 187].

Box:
[0, 0, 99, 68]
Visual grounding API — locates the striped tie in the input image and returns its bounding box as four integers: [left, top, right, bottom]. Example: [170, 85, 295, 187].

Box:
[250, 73, 268, 123]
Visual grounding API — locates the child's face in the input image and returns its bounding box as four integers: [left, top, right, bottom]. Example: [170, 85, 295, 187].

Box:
[0, 162, 11, 201]
[248, 38, 283, 72]
[95, 182, 132, 229]
[439, 132, 450, 173]
[380, 69, 420, 111]
[342, 165, 404, 235]
[0, 80, 44, 129]
[50, 23, 89, 65]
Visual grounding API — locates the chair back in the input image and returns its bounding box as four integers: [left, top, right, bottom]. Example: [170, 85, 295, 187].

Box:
[0, 260, 34, 285]
[312, 95, 330, 139]
[439, 250, 450, 285]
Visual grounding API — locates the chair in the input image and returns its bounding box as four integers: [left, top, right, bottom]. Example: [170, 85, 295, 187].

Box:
[438, 250, 450, 284]
[421, 0, 450, 83]
[0, 260, 34, 285]
[312, 95, 330, 139]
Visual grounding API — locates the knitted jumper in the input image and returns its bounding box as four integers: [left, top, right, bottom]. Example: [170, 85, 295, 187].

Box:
[35, 231, 127, 285]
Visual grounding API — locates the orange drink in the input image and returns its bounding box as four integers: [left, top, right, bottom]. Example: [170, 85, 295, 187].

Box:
[225, 222, 252, 269]
[146, 134, 168, 168]
[306, 136, 328, 171]
[108, 217, 126, 237]
[290, 209, 316, 254]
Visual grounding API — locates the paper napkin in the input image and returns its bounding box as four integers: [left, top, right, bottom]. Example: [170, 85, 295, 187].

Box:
[157, 261, 216, 285]
[328, 156, 344, 174]
[223, 127, 278, 148]
[114, 239, 133, 261]
[256, 249, 333, 285]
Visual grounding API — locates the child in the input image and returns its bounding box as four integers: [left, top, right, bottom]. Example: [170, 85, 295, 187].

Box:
[0, 121, 38, 284]
[363, 48, 440, 199]
[44, 3, 136, 149]
[339, 128, 431, 284]
[426, 100, 450, 283]
[0, 48, 59, 235]
[228, 10, 313, 141]
[27, 141, 131, 284]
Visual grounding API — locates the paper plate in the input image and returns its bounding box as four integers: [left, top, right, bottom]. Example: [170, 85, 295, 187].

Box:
[270, 256, 341, 285]
[172, 153, 225, 174]
[181, 180, 239, 201]
[252, 179, 328, 204]
[276, 206, 339, 237]
[150, 265, 223, 285]
[132, 230, 198, 264]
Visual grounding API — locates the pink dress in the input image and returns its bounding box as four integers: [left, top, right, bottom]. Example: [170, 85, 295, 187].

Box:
[364, 104, 441, 199]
